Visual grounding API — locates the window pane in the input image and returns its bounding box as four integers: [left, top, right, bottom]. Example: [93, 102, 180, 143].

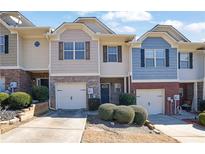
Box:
[145, 50, 154, 58]
[0, 36, 4, 45]
[108, 46, 117, 62]
[180, 61, 189, 68]
[64, 51, 73, 59]
[0, 45, 4, 53]
[146, 59, 154, 67]
[75, 50, 85, 59]
[64, 42, 73, 50]
[156, 50, 165, 58]
[108, 47, 117, 54]
[156, 59, 165, 67]
[75, 42, 84, 50]
[109, 54, 117, 62]
[180, 53, 189, 61]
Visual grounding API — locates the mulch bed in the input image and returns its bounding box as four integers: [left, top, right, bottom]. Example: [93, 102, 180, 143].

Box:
[81, 115, 179, 143]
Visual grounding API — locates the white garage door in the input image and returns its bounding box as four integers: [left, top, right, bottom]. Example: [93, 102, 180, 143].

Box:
[56, 82, 86, 109]
[136, 89, 164, 115]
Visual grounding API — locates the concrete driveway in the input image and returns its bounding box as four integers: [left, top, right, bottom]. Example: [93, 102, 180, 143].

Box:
[0, 110, 87, 143]
[149, 114, 205, 143]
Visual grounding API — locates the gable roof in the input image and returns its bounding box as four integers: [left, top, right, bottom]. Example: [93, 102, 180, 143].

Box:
[74, 17, 115, 34]
[0, 11, 35, 27]
[148, 24, 190, 42]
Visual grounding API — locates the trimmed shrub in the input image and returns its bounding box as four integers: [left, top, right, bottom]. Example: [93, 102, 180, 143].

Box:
[98, 103, 117, 121]
[113, 106, 135, 124]
[9, 92, 32, 109]
[130, 105, 148, 126]
[88, 98, 101, 111]
[0, 92, 9, 107]
[32, 86, 49, 102]
[199, 100, 205, 112]
[119, 93, 136, 106]
[199, 112, 205, 126]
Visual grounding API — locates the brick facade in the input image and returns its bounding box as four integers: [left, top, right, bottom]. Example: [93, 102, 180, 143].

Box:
[49, 76, 100, 109]
[131, 82, 180, 115]
[0, 69, 32, 93]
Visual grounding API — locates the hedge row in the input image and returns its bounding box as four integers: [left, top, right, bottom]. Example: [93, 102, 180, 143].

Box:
[98, 103, 148, 126]
[0, 92, 32, 110]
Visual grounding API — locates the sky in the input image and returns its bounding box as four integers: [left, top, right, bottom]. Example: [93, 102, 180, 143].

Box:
[21, 11, 205, 42]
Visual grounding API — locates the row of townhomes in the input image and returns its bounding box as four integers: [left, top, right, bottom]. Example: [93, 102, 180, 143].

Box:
[0, 11, 205, 115]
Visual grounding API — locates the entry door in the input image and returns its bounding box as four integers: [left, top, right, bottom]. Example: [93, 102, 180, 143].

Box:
[56, 83, 86, 109]
[101, 83, 110, 103]
[136, 89, 164, 115]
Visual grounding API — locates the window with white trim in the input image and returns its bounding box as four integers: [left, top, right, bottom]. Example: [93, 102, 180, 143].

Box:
[145, 49, 165, 67]
[107, 46, 118, 62]
[0, 36, 5, 54]
[180, 53, 189, 69]
[64, 42, 85, 60]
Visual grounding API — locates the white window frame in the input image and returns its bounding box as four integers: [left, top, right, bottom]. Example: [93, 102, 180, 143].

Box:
[107, 46, 118, 62]
[180, 53, 190, 69]
[63, 41, 85, 60]
[0, 35, 5, 54]
[145, 49, 165, 68]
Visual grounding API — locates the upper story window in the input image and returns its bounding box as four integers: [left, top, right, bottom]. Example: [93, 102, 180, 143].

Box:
[145, 49, 165, 67]
[180, 53, 190, 69]
[0, 36, 5, 54]
[108, 46, 118, 62]
[64, 42, 85, 60]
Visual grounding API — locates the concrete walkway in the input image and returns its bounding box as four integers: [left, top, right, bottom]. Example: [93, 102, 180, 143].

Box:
[0, 110, 87, 143]
[149, 114, 205, 143]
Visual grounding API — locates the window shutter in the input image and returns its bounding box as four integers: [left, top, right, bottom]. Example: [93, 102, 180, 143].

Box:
[103, 45, 107, 62]
[85, 41, 90, 60]
[141, 49, 145, 67]
[5, 35, 9, 54]
[117, 46, 122, 62]
[189, 52, 193, 69]
[165, 49, 169, 67]
[59, 42, 63, 60]
[178, 52, 180, 69]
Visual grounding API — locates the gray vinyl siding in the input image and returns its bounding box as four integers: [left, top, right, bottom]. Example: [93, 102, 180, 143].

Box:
[132, 37, 177, 80]
[0, 23, 17, 66]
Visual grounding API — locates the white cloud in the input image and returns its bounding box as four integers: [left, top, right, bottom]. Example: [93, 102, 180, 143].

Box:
[201, 38, 205, 42]
[107, 22, 136, 33]
[185, 22, 205, 32]
[102, 11, 152, 22]
[160, 20, 183, 29]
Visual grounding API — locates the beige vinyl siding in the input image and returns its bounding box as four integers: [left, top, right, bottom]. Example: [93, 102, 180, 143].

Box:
[0, 23, 17, 66]
[100, 42, 129, 76]
[22, 38, 49, 69]
[51, 29, 99, 74]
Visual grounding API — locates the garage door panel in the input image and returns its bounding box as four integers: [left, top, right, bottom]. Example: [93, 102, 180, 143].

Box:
[136, 89, 164, 115]
[56, 83, 86, 109]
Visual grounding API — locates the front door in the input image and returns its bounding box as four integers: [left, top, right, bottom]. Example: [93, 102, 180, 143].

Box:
[101, 83, 110, 103]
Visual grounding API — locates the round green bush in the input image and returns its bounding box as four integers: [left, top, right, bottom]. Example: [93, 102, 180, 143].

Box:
[0, 92, 9, 107]
[199, 112, 205, 126]
[130, 105, 148, 126]
[113, 106, 135, 124]
[32, 86, 49, 102]
[119, 93, 136, 106]
[9, 92, 32, 109]
[98, 103, 117, 121]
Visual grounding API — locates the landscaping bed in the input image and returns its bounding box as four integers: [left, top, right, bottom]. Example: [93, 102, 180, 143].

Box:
[82, 115, 179, 143]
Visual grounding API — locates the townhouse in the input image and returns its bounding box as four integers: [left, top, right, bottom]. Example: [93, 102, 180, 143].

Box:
[0, 12, 205, 115]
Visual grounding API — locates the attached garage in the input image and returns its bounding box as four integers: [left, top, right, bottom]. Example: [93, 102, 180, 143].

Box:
[55, 82, 86, 109]
[136, 89, 165, 115]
